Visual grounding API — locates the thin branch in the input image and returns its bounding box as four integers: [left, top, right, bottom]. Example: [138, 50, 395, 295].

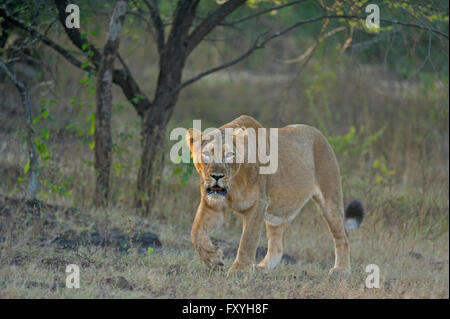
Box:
[178, 31, 269, 91]
[376, 15, 448, 40]
[180, 13, 448, 90]
[186, 0, 246, 55]
[53, 0, 103, 68]
[153, 0, 200, 95]
[340, 24, 354, 53]
[223, 0, 306, 26]
[126, 9, 161, 44]
[163, 0, 200, 55]
[0, 8, 94, 72]
[143, 0, 165, 54]
[180, 15, 338, 90]
[277, 26, 346, 64]
[0, 59, 38, 200]
[260, 14, 448, 42]
[126, 10, 153, 26]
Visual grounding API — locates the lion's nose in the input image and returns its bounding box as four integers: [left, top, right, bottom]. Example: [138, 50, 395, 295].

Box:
[211, 173, 224, 181]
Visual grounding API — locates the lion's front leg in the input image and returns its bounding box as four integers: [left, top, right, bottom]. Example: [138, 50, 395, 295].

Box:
[191, 201, 225, 270]
[257, 222, 288, 272]
[227, 202, 265, 276]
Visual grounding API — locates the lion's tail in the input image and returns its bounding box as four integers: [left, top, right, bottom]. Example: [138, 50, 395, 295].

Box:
[344, 200, 364, 231]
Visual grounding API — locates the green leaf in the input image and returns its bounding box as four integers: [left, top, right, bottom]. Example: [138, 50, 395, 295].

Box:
[88, 112, 96, 136]
[148, 247, 154, 256]
[40, 108, 49, 118]
[41, 128, 50, 140]
[24, 158, 30, 174]
[89, 140, 95, 150]
[33, 116, 41, 124]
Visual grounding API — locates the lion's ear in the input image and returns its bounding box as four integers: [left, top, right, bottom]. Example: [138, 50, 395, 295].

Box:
[233, 127, 248, 159]
[186, 128, 202, 157]
[233, 127, 248, 139]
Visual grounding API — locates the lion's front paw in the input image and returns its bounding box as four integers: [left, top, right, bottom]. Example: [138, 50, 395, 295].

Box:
[202, 249, 225, 270]
[226, 261, 254, 277]
[255, 261, 270, 274]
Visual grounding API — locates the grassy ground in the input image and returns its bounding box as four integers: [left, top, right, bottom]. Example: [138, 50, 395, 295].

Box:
[0, 180, 448, 299]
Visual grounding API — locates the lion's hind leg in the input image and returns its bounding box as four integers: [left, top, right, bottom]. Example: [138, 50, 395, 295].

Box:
[312, 186, 350, 275]
[256, 222, 288, 272]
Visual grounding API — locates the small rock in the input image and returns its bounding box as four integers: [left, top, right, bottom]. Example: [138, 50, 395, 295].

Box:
[49, 229, 162, 254]
[134, 232, 162, 248]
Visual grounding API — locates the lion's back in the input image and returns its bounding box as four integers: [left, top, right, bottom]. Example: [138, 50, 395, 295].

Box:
[221, 115, 263, 131]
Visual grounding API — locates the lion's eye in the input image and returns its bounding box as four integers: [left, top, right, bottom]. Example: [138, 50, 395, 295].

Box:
[202, 151, 211, 162]
[225, 151, 234, 160]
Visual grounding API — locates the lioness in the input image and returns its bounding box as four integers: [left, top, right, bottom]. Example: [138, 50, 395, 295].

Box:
[186, 115, 364, 276]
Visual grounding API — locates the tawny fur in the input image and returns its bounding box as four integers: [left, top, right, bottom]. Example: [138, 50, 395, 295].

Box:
[187, 115, 360, 276]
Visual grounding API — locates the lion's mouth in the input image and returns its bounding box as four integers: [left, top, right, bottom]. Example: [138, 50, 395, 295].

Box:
[206, 185, 227, 197]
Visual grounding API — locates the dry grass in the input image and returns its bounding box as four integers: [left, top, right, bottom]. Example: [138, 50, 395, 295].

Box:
[0, 190, 448, 299]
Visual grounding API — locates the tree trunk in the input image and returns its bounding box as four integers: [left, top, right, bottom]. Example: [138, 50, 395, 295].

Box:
[134, 0, 195, 212]
[135, 99, 177, 213]
[135, 73, 182, 212]
[93, 0, 127, 207]
[0, 59, 38, 201]
[135, 119, 163, 212]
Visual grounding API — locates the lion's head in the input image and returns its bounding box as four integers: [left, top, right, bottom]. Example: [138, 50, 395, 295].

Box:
[186, 127, 249, 201]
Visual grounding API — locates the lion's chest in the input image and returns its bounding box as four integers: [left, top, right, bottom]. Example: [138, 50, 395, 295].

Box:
[227, 183, 259, 213]
[229, 198, 255, 213]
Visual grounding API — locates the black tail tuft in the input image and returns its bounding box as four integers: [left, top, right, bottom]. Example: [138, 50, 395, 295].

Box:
[344, 199, 364, 231]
